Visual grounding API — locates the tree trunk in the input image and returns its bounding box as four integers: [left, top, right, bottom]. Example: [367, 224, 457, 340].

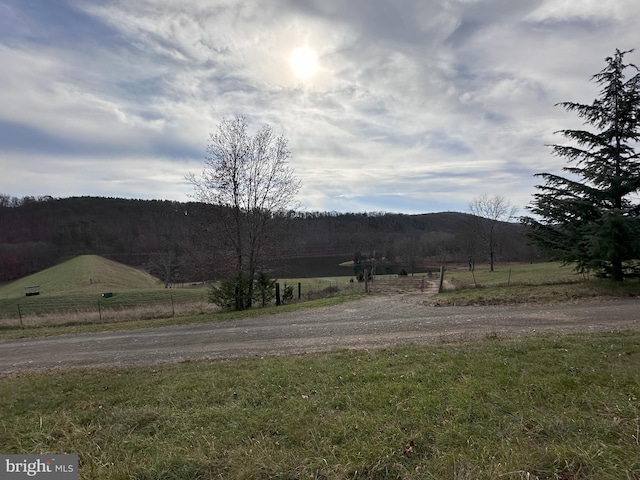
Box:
[246, 266, 254, 308]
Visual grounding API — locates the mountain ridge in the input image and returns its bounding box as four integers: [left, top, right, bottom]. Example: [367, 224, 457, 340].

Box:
[0, 196, 535, 282]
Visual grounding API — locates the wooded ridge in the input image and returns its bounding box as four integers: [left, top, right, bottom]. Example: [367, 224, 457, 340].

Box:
[0, 195, 536, 282]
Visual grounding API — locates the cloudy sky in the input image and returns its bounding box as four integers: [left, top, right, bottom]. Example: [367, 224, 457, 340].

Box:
[1, 0, 639, 214]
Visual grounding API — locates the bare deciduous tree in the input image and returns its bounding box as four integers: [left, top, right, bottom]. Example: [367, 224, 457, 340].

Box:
[468, 194, 517, 272]
[186, 115, 301, 308]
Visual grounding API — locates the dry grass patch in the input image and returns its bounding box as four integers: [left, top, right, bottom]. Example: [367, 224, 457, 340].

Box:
[0, 299, 219, 329]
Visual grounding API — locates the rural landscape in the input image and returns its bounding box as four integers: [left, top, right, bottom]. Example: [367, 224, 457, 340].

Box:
[2, 6, 640, 479]
[2, 230, 640, 478]
[1, 238, 640, 479]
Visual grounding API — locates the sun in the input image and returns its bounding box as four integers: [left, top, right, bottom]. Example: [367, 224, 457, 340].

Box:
[290, 46, 318, 79]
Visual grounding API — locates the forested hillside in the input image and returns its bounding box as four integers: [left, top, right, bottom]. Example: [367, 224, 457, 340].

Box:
[0, 195, 538, 282]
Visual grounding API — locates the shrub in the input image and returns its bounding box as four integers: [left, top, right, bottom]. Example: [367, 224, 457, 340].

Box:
[209, 273, 280, 310]
[208, 274, 250, 311]
[282, 283, 294, 303]
[254, 272, 276, 307]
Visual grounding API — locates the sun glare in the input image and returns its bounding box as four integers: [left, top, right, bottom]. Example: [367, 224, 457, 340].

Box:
[290, 46, 318, 79]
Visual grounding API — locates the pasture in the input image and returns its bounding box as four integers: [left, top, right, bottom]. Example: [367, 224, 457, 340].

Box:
[0, 255, 213, 331]
[0, 256, 366, 338]
[443, 261, 584, 287]
[432, 262, 640, 306]
[0, 257, 366, 317]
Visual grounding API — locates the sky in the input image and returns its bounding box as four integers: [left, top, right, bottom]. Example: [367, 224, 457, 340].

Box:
[1, 0, 639, 214]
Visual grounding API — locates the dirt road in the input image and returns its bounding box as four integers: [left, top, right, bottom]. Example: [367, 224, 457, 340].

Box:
[1, 295, 639, 373]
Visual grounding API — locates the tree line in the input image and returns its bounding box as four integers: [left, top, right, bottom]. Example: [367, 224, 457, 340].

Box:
[0, 195, 533, 284]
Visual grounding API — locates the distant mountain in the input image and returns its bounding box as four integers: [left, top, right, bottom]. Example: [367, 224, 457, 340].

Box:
[0, 196, 539, 282]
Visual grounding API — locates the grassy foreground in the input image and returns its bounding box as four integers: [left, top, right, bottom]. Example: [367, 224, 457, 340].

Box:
[2, 332, 639, 479]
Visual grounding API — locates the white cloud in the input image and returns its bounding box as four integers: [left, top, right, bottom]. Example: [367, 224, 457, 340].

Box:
[0, 151, 198, 201]
[1, 0, 639, 214]
[526, 0, 638, 23]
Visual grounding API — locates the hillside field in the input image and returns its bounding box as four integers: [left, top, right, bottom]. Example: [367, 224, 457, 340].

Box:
[0, 256, 213, 325]
[0, 255, 162, 298]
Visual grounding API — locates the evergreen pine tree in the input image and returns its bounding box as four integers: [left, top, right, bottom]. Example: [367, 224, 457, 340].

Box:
[523, 49, 640, 281]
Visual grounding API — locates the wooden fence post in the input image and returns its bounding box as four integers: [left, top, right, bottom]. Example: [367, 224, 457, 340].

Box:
[438, 266, 445, 293]
[364, 269, 369, 293]
[276, 282, 281, 306]
[235, 285, 242, 311]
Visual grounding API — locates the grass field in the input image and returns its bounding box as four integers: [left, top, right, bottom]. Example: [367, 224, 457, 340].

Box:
[444, 262, 584, 288]
[0, 273, 364, 328]
[0, 294, 364, 340]
[0, 256, 367, 332]
[431, 262, 640, 306]
[0, 255, 214, 329]
[1, 332, 639, 479]
[0, 288, 212, 328]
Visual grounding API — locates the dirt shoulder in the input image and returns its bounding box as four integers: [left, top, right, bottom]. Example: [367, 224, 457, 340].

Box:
[1, 295, 639, 373]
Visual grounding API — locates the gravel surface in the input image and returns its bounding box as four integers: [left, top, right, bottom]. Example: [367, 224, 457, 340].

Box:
[1, 295, 639, 373]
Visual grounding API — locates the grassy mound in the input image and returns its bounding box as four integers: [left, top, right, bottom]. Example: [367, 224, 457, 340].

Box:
[0, 255, 161, 299]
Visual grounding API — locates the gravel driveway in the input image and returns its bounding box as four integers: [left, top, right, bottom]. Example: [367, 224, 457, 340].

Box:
[1, 295, 639, 373]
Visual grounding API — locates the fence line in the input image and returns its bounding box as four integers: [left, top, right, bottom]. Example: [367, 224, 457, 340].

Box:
[1, 291, 212, 328]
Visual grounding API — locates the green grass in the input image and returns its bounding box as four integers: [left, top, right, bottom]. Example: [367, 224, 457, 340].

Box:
[0, 260, 366, 337]
[445, 262, 584, 288]
[0, 259, 362, 323]
[431, 262, 640, 306]
[2, 332, 639, 479]
[0, 255, 217, 330]
[278, 275, 363, 298]
[0, 255, 161, 298]
[0, 288, 208, 319]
